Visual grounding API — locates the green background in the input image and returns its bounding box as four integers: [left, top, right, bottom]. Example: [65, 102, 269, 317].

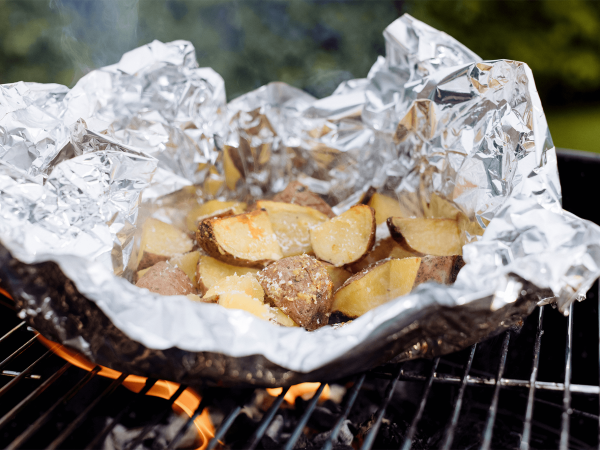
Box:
[1, 0, 599, 152]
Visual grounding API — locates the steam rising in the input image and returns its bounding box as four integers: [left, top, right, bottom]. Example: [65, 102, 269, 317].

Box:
[51, 0, 139, 84]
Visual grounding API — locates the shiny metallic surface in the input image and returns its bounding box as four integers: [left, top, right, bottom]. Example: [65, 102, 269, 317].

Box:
[0, 14, 599, 386]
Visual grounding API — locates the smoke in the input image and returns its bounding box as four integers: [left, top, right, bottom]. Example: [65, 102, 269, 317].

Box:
[50, 0, 139, 84]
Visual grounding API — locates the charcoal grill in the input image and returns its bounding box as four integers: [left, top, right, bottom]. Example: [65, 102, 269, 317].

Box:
[0, 148, 599, 450]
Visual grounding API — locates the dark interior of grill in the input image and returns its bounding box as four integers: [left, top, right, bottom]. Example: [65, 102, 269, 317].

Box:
[1, 148, 599, 450]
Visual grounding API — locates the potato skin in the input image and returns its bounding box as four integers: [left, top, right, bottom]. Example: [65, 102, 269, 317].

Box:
[136, 261, 196, 296]
[273, 181, 335, 218]
[257, 254, 334, 330]
[196, 212, 277, 268]
[413, 255, 464, 288]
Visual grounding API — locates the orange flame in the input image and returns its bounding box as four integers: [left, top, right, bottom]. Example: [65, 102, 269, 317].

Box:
[36, 334, 214, 450]
[266, 382, 330, 404]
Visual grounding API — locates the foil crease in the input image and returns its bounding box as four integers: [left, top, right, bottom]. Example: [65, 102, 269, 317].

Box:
[1, 14, 599, 386]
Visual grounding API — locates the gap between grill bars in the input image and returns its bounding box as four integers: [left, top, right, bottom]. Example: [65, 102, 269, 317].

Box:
[0, 293, 598, 449]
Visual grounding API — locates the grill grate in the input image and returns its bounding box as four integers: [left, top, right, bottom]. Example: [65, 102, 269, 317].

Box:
[0, 288, 598, 449]
[0, 148, 599, 449]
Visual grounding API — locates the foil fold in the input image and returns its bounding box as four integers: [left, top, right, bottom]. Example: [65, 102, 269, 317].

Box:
[1, 14, 599, 386]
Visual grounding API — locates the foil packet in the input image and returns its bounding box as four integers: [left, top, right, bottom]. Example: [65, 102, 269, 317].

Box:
[1, 14, 600, 387]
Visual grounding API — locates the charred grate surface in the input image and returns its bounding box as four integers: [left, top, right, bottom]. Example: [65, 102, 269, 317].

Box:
[0, 283, 599, 450]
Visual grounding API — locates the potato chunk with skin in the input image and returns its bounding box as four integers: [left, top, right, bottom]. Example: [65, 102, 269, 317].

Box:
[387, 217, 462, 256]
[138, 218, 194, 270]
[197, 210, 283, 267]
[310, 205, 376, 267]
[272, 181, 335, 218]
[196, 255, 259, 295]
[368, 193, 405, 225]
[413, 255, 465, 288]
[332, 258, 421, 318]
[257, 255, 334, 330]
[185, 200, 247, 232]
[136, 261, 196, 296]
[271, 307, 299, 327]
[256, 201, 329, 257]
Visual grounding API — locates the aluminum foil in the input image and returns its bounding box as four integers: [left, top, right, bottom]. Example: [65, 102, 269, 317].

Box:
[1, 14, 600, 387]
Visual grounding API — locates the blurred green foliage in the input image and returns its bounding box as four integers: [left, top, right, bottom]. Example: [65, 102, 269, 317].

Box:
[0, 0, 598, 152]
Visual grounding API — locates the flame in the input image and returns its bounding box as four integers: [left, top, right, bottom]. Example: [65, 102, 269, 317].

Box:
[36, 335, 214, 450]
[266, 382, 330, 404]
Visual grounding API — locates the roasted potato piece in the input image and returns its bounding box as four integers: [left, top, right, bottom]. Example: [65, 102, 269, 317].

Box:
[413, 255, 465, 288]
[332, 258, 421, 318]
[321, 263, 353, 291]
[138, 218, 194, 270]
[387, 217, 462, 256]
[205, 274, 271, 320]
[367, 193, 405, 225]
[272, 181, 335, 218]
[423, 193, 460, 220]
[185, 200, 247, 232]
[310, 205, 376, 267]
[197, 210, 283, 267]
[255, 200, 329, 257]
[196, 255, 259, 295]
[187, 293, 217, 303]
[257, 254, 334, 330]
[136, 261, 196, 296]
[347, 237, 418, 273]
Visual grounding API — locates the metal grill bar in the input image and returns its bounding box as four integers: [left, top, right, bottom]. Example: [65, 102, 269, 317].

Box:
[244, 386, 290, 450]
[45, 372, 128, 450]
[1, 370, 41, 379]
[283, 383, 326, 450]
[206, 405, 241, 450]
[322, 373, 366, 450]
[0, 334, 38, 372]
[0, 362, 70, 432]
[0, 321, 25, 344]
[560, 303, 574, 450]
[441, 344, 477, 450]
[84, 377, 159, 450]
[520, 306, 545, 450]
[401, 358, 440, 450]
[396, 370, 599, 393]
[0, 348, 54, 400]
[6, 366, 102, 450]
[360, 365, 402, 450]
[123, 384, 188, 450]
[481, 331, 511, 450]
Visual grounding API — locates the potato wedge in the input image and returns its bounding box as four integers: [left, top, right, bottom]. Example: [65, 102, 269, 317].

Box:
[168, 251, 200, 288]
[332, 258, 421, 318]
[310, 205, 376, 267]
[138, 218, 194, 270]
[255, 200, 329, 257]
[257, 254, 334, 330]
[272, 181, 335, 218]
[197, 210, 283, 267]
[187, 293, 217, 303]
[387, 217, 462, 256]
[218, 293, 272, 320]
[136, 261, 196, 296]
[185, 200, 247, 232]
[321, 263, 353, 291]
[196, 255, 259, 295]
[368, 193, 404, 225]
